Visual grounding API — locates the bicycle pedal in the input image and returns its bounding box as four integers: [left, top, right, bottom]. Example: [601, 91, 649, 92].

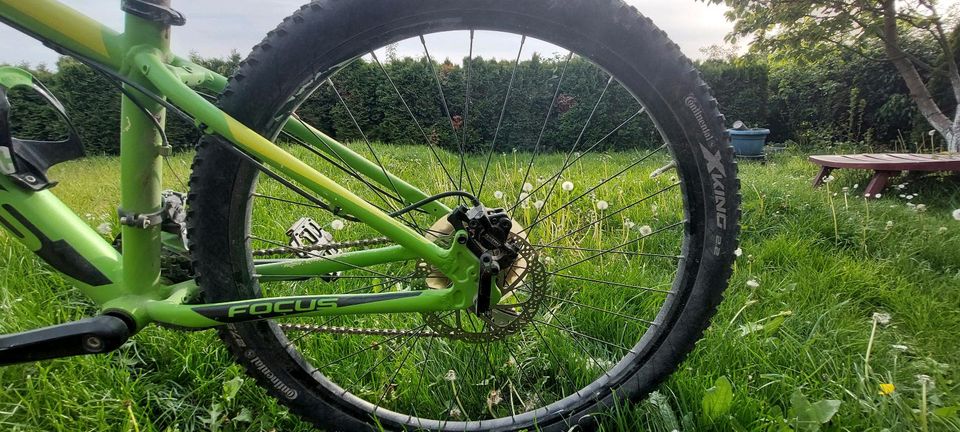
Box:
[0, 315, 130, 366]
[286, 217, 340, 282]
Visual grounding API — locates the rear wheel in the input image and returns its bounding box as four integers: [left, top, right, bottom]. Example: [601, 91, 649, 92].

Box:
[188, 0, 740, 430]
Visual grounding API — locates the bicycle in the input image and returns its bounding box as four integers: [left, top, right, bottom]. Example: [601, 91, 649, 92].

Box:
[0, 0, 740, 430]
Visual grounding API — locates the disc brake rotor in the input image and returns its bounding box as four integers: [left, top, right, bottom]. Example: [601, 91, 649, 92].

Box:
[417, 232, 548, 342]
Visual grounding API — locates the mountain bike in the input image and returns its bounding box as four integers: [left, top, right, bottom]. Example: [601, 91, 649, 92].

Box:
[0, 0, 739, 430]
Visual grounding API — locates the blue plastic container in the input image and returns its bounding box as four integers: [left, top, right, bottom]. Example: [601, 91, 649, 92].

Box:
[727, 128, 770, 156]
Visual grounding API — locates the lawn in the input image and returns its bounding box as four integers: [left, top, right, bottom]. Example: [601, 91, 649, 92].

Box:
[0, 146, 958, 431]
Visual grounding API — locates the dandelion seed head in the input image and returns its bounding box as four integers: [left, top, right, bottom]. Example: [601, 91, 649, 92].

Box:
[872, 312, 891, 325]
[561, 181, 574, 192]
[891, 344, 909, 351]
[533, 200, 545, 210]
[885, 220, 894, 230]
[444, 370, 458, 382]
[449, 407, 462, 419]
[519, 192, 531, 208]
[746, 279, 760, 288]
[487, 389, 503, 406]
[915, 204, 927, 212]
[954, 209, 960, 221]
[734, 247, 743, 257]
[596, 200, 609, 211]
[623, 220, 636, 230]
[522, 182, 533, 192]
[96, 223, 112, 235]
[494, 190, 504, 200]
[939, 227, 948, 234]
[330, 219, 345, 230]
[638, 225, 653, 236]
[875, 194, 882, 199]
[842, 187, 850, 193]
[916, 374, 933, 385]
[853, 184, 859, 189]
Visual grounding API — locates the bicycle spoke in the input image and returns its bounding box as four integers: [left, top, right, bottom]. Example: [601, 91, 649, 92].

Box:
[326, 79, 423, 233]
[519, 145, 667, 233]
[535, 244, 683, 260]
[527, 75, 614, 227]
[543, 181, 680, 246]
[280, 129, 408, 207]
[477, 35, 526, 198]
[543, 294, 658, 326]
[510, 51, 574, 211]
[369, 50, 458, 191]
[551, 220, 685, 274]
[461, 30, 475, 196]
[506, 108, 647, 210]
[420, 35, 475, 195]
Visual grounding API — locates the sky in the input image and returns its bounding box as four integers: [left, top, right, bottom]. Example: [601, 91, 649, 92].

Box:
[0, 1, 734, 67]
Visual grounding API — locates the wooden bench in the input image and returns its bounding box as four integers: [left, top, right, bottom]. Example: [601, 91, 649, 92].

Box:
[810, 153, 960, 196]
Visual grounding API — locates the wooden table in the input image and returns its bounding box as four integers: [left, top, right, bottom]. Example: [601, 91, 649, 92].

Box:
[810, 153, 960, 196]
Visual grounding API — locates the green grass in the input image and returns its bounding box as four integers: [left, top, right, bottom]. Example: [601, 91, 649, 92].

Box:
[0, 146, 958, 431]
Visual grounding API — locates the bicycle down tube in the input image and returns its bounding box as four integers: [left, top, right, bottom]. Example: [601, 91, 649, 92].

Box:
[0, 0, 482, 331]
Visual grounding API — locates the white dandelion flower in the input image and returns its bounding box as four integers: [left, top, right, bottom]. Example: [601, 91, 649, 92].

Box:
[746, 279, 760, 288]
[561, 181, 574, 192]
[494, 190, 504, 200]
[596, 200, 609, 211]
[330, 219, 345, 230]
[487, 389, 503, 406]
[444, 370, 458, 382]
[518, 192, 531, 208]
[96, 222, 112, 235]
[522, 182, 534, 192]
[872, 312, 891, 325]
[638, 225, 653, 236]
[734, 247, 743, 257]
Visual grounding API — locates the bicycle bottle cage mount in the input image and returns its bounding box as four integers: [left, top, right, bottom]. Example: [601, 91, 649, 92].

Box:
[0, 67, 85, 191]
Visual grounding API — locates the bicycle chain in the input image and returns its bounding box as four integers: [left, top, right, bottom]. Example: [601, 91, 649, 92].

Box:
[253, 234, 544, 340]
[250, 236, 393, 257]
[251, 236, 443, 337]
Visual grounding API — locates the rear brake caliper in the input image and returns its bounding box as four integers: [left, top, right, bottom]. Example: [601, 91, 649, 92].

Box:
[447, 205, 518, 314]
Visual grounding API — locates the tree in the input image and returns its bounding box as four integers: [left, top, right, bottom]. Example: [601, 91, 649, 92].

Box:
[703, 0, 960, 152]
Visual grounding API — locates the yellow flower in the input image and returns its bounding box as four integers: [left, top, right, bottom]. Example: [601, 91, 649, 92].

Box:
[879, 383, 895, 396]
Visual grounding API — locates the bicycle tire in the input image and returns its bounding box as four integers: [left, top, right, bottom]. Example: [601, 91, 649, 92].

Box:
[188, 0, 740, 430]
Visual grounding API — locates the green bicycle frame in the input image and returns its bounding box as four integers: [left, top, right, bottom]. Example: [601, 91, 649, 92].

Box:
[0, 0, 482, 331]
